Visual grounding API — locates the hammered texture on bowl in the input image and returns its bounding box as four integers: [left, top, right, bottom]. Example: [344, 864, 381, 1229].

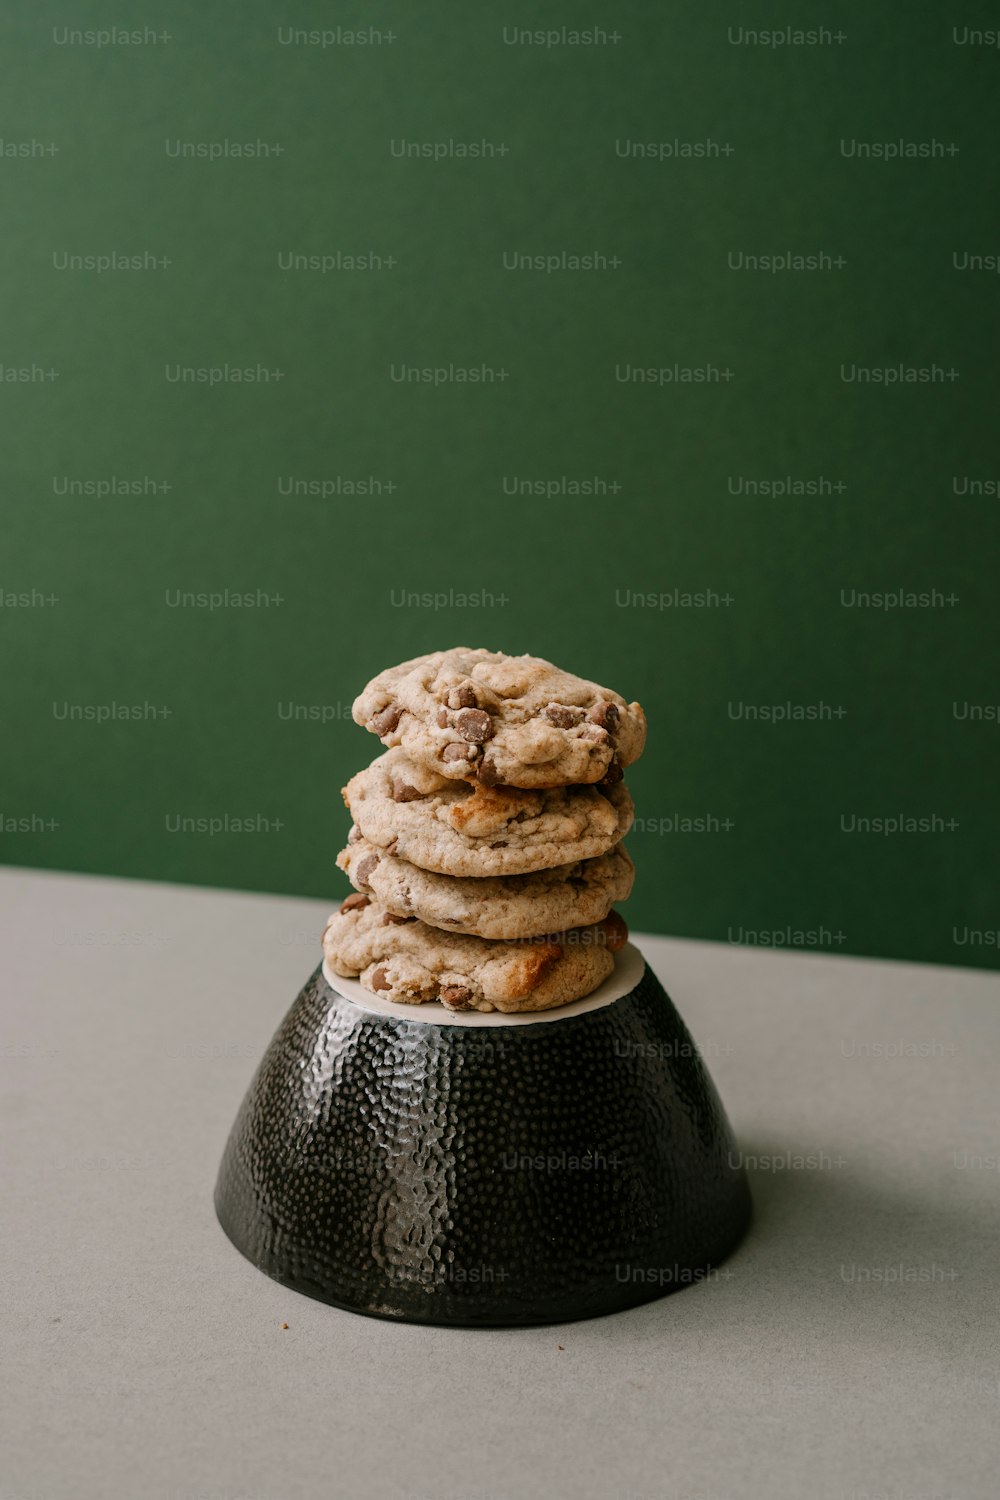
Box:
[215, 962, 751, 1325]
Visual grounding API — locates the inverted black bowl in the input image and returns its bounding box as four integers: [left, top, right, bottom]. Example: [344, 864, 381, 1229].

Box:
[214, 946, 751, 1326]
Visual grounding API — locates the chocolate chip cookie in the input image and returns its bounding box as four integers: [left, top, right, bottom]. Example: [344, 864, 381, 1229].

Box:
[338, 836, 634, 940]
[353, 648, 646, 789]
[323, 896, 628, 1013]
[343, 747, 634, 878]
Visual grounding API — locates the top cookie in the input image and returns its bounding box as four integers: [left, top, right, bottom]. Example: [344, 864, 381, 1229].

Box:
[352, 647, 646, 789]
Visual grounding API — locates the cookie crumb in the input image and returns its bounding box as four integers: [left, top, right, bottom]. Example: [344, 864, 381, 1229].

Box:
[281, 1322, 289, 1330]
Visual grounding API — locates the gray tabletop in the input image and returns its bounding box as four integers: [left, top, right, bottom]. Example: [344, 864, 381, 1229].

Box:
[3, 866, 999, 1500]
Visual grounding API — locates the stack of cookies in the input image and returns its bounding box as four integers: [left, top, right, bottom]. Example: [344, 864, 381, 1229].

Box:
[323, 648, 646, 1014]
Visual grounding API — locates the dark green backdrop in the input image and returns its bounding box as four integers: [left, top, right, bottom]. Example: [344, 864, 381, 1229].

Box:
[3, 1, 998, 969]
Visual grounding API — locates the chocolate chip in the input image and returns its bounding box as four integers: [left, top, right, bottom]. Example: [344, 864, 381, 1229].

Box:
[347, 823, 362, 844]
[436, 706, 450, 728]
[355, 852, 380, 887]
[442, 742, 471, 762]
[544, 703, 582, 728]
[371, 703, 403, 736]
[600, 757, 623, 786]
[599, 911, 629, 951]
[339, 893, 370, 913]
[440, 984, 474, 1010]
[587, 700, 620, 731]
[477, 757, 501, 786]
[381, 911, 414, 925]
[370, 966, 392, 991]
[391, 779, 421, 803]
[449, 684, 479, 710]
[456, 707, 493, 744]
[584, 724, 611, 745]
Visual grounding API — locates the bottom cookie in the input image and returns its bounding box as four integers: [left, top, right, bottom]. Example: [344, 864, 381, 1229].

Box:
[322, 896, 628, 1014]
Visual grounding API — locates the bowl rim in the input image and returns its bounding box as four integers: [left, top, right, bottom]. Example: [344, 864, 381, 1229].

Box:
[321, 941, 646, 1028]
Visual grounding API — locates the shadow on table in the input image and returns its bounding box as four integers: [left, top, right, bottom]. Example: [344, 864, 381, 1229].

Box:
[606, 1133, 996, 1353]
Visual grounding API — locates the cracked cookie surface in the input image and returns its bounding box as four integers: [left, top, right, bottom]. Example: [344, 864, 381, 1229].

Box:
[338, 836, 634, 940]
[343, 747, 633, 877]
[323, 896, 628, 1013]
[353, 647, 646, 789]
